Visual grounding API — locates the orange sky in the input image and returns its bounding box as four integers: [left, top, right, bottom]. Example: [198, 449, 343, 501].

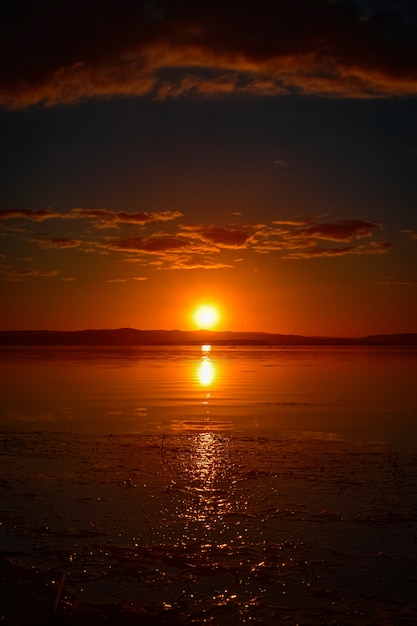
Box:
[1, 0, 417, 337]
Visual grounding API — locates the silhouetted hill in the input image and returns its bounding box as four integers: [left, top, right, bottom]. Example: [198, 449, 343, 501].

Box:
[0, 328, 416, 346]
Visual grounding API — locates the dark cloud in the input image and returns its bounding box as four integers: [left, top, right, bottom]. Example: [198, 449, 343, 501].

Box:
[1, 266, 59, 281]
[109, 234, 189, 253]
[252, 219, 389, 258]
[0, 206, 392, 273]
[180, 224, 257, 248]
[71, 208, 183, 227]
[154, 253, 234, 271]
[0, 207, 183, 227]
[1, 0, 417, 109]
[32, 237, 82, 249]
[295, 219, 380, 242]
[285, 245, 357, 258]
[0, 209, 61, 221]
[283, 240, 391, 258]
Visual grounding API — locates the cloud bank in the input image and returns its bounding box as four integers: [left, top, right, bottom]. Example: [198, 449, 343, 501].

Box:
[1, 0, 417, 109]
[1, 205, 392, 278]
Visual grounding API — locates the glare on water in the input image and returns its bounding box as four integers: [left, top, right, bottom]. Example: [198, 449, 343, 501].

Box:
[0, 344, 417, 443]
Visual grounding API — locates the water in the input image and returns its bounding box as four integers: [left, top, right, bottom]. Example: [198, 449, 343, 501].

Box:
[1, 345, 417, 444]
[1, 345, 417, 624]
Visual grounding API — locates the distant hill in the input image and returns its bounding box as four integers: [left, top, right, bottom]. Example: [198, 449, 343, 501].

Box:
[0, 328, 416, 346]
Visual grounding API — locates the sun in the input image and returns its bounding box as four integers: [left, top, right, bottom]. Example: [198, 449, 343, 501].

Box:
[193, 305, 220, 329]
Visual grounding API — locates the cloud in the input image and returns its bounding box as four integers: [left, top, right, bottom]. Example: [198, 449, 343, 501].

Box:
[283, 240, 391, 259]
[180, 224, 258, 248]
[402, 229, 417, 240]
[252, 219, 389, 258]
[0, 209, 61, 221]
[272, 219, 310, 227]
[284, 245, 357, 259]
[1, 205, 392, 273]
[71, 208, 183, 228]
[108, 234, 190, 253]
[294, 219, 380, 242]
[0, 207, 183, 228]
[133, 276, 148, 281]
[1, 266, 59, 281]
[376, 278, 417, 286]
[1, 0, 417, 110]
[31, 237, 82, 249]
[155, 253, 234, 270]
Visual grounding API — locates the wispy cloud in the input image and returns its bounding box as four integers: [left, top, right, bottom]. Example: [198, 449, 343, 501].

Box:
[294, 219, 380, 242]
[0, 207, 183, 228]
[1, 266, 59, 282]
[376, 278, 417, 287]
[153, 253, 234, 271]
[0, 209, 61, 222]
[70, 208, 183, 228]
[1, 0, 417, 110]
[252, 219, 389, 258]
[283, 240, 391, 259]
[31, 237, 82, 249]
[108, 234, 190, 254]
[402, 229, 417, 240]
[0, 209, 392, 277]
[179, 224, 259, 248]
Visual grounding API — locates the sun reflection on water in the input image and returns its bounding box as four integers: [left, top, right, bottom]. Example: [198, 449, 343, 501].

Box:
[178, 431, 236, 531]
[197, 359, 216, 387]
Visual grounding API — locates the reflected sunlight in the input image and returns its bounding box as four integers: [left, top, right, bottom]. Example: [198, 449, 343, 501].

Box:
[177, 431, 235, 530]
[198, 359, 216, 386]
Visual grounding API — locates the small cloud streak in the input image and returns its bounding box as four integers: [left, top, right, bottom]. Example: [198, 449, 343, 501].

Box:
[155, 253, 234, 271]
[376, 278, 417, 286]
[32, 237, 82, 249]
[0, 209, 61, 222]
[71, 208, 183, 228]
[109, 234, 189, 253]
[402, 229, 417, 240]
[0, 207, 183, 228]
[1, 266, 59, 281]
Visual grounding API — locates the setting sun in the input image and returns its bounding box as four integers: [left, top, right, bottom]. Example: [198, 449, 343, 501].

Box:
[193, 305, 220, 329]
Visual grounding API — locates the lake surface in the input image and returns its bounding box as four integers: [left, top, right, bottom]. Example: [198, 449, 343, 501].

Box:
[2, 345, 417, 624]
[1, 345, 416, 445]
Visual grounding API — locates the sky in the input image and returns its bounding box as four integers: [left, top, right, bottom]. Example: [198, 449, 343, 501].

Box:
[1, 0, 417, 336]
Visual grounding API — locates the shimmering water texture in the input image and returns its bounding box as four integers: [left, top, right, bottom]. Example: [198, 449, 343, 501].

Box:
[1, 346, 417, 443]
[1, 430, 417, 625]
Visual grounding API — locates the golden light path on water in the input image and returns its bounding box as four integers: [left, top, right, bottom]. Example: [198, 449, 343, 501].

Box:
[178, 346, 249, 542]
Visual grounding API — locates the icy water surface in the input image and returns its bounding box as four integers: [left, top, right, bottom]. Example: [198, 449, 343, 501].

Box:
[1, 346, 417, 624]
